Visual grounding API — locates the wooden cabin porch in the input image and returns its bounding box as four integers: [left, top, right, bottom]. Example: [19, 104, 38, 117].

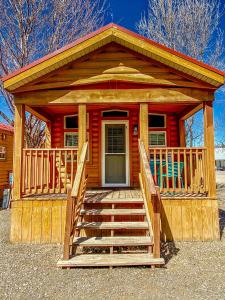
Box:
[10, 101, 219, 248]
[17, 102, 213, 199]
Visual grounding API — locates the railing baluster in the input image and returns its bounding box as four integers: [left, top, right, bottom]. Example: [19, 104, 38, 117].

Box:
[165, 149, 169, 192]
[64, 150, 68, 193]
[177, 149, 181, 191]
[147, 147, 207, 195]
[171, 149, 175, 192]
[184, 149, 187, 192]
[159, 149, 163, 193]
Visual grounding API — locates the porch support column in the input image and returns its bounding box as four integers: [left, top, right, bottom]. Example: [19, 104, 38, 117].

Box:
[203, 101, 216, 197]
[78, 104, 87, 161]
[45, 122, 52, 148]
[179, 119, 186, 147]
[13, 104, 25, 200]
[139, 104, 149, 155]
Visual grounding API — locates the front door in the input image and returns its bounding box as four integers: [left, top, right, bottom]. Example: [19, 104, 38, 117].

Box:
[102, 121, 129, 186]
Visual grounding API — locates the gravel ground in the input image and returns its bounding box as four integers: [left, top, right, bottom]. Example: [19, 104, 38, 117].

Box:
[1, 191, 225, 300]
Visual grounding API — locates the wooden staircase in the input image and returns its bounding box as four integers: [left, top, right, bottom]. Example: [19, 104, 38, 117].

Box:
[57, 190, 164, 267]
[57, 140, 165, 268]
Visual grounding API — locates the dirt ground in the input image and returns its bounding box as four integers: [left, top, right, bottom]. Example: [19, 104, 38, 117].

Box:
[0, 190, 225, 300]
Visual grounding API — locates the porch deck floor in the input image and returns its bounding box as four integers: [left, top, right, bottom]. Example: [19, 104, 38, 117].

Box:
[22, 188, 208, 200]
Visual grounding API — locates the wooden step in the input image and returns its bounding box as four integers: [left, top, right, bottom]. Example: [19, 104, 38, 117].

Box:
[73, 236, 152, 247]
[84, 197, 143, 204]
[80, 208, 146, 216]
[57, 253, 164, 267]
[77, 222, 148, 230]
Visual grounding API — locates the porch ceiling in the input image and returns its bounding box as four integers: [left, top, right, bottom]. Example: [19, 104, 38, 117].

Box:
[30, 103, 197, 119]
[3, 24, 224, 92]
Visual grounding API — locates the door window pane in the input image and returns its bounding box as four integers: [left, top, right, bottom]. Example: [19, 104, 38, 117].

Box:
[105, 125, 125, 153]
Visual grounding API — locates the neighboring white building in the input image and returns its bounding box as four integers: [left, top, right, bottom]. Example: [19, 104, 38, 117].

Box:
[215, 147, 225, 170]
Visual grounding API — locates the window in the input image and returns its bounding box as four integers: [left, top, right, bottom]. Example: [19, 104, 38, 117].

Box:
[64, 133, 78, 147]
[149, 114, 166, 128]
[0, 146, 6, 159]
[102, 110, 129, 117]
[64, 115, 78, 129]
[149, 132, 166, 147]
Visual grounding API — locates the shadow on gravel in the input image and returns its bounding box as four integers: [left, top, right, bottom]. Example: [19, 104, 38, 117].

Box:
[219, 208, 225, 239]
[161, 242, 180, 265]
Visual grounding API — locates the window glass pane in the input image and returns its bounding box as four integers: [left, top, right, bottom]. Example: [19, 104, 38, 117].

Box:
[102, 111, 128, 117]
[65, 116, 78, 129]
[149, 115, 165, 128]
[65, 133, 78, 147]
[0, 146, 6, 159]
[149, 132, 166, 146]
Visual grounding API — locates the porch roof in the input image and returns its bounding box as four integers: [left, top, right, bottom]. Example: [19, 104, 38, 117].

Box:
[2, 23, 225, 91]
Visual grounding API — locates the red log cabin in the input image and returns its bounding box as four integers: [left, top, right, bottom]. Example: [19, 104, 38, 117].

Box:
[2, 24, 225, 268]
[0, 123, 13, 202]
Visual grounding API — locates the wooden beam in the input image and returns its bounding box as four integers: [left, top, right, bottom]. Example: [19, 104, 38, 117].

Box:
[13, 104, 25, 200]
[14, 88, 212, 106]
[139, 104, 149, 154]
[25, 105, 51, 123]
[78, 104, 87, 160]
[179, 103, 203, 120]
[179, 119, 186, 147]
[203, 102, 216, 197]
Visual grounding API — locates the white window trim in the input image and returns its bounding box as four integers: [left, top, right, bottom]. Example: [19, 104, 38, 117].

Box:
[64, 114, 89, 129]
[0, 146, 6, 160]
[149, 131, 167, 147]
[149, 113, 167, 128]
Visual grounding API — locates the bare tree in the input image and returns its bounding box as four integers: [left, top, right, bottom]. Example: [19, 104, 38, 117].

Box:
[0, 0, 107, 147]
[138, 0, 225, 146]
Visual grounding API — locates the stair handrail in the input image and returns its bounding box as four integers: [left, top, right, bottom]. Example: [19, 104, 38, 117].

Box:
[63, 142, 88, 260]
[138, 139, 161, 258]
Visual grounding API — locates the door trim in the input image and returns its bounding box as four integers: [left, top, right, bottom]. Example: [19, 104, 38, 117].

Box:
[101, 120, 130, 187]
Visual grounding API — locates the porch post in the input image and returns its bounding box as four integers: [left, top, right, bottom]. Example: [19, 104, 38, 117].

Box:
[45, 122, 52, 148]
[78, 104, 87, 161]
[139, 104, 149, 154]
[179, 119, 186, 147]
[13, 104, 25, 200]
[203, 101, 216, 197]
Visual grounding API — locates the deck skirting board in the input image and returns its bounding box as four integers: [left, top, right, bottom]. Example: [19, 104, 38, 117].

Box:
[10, 197, 220, 243]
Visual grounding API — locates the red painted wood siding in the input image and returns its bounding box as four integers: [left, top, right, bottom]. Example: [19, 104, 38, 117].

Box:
[50, 107, 179, 187]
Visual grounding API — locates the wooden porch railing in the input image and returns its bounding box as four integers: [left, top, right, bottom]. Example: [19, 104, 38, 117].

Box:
[22, 148, 78, 196]
[149, 147, 208, 194]
[139, 139, 161, 259]
[63, 142, 88, 260]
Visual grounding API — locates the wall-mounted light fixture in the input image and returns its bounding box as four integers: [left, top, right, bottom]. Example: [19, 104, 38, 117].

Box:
[133, 124, 138, 136]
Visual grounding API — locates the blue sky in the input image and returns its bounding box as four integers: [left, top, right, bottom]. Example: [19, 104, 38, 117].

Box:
[1, 0, 225, 144]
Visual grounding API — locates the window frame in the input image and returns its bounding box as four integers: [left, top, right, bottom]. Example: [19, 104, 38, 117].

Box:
[64, 114, 89, 130]
[64, 132, 78, 148]
[101, 110, 129, 118]
[0, 146, 6, 160]
[148, 131, 167, 147]
[64, 114, 78, 130]
[148, 113, 166, 129]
